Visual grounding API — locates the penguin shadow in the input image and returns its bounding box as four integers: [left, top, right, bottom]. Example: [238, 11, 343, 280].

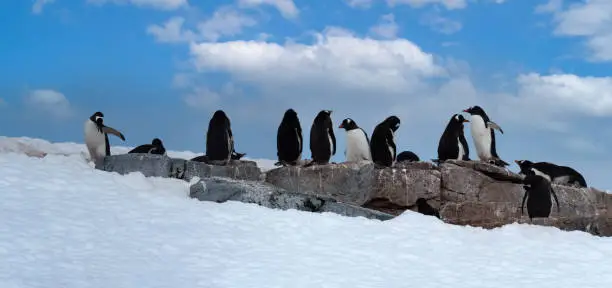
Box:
[411, 198, 441, 219]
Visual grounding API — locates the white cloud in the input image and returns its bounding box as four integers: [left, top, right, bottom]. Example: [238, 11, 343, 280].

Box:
[183, 87, 221, 109]
[238, 0, 299, 19]
[538, 0, 612, 62]
[146, 17, 197, 43]
[87, 0, 188, 10]
[25, 89, 72, 118]
[198, 6, 257, 41]
[147, 7, 257, 43]
[189, 27, 446, 99]
[345, 0, 374, 9]
[369, 14, 399, 39]
[32, 0, 55, 14]
[420, 13, 462, 34]
[386, 0, 467, 10]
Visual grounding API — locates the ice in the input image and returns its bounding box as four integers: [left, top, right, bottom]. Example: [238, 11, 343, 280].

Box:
[0, 136, 611, 287]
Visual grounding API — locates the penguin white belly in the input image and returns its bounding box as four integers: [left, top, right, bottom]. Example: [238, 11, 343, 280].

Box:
[387, 129, 395, 160]
[327, 128, 334, 154]
[457, 137, 465, 160]
[345, 129, 371, 162]
[469, 115, 492, 160]
[295, 128, 302, 160]
[531, 168, 552, 182]
[84, 120, 106, 161]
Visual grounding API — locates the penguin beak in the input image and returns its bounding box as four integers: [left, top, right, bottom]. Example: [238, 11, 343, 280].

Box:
[462, 109, 469, 113]
[463, 119, 469, 123]
[339, 123, 344, 128]
[514, 160, 520, 165]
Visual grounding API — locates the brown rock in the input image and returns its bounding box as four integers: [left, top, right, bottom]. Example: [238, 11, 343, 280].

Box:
[264, 161, 441, 212]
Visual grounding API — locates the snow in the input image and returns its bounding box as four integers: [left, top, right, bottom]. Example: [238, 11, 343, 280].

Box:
[1, 136, 612, 287]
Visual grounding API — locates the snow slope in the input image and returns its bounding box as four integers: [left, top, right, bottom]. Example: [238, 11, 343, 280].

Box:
[0, 136, 611, 287]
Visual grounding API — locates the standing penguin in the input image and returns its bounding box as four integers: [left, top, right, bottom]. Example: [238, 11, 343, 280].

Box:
[521, 174, 561, 220]
[276, 108, 303, 166]
[128, 138, 166, 155]
[84, 111, 126, 165]
[308, 110, 336, 166]
[437, 114, 470, 162]
[339, 118, 371, 162]
[206, 110, 244, 163]
[515, 160, 587, 188]
[370, 116, 400, 167]
[463, 106, 508, 167]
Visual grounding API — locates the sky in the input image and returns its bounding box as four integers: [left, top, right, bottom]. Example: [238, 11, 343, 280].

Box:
[2, 0, 612, 189]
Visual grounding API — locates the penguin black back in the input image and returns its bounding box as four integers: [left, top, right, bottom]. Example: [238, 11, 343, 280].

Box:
[396, 151, 420, 162]
[515, 160, 587, 187]
[206, 110, 233, 161]
[309, 110, 335, 165]
[521, 174, 560, 220]
[277, 108, 303, 165]
[370, 115, 400, 167]
[128, 138, 166, 155]
[437, 114, 470, 162]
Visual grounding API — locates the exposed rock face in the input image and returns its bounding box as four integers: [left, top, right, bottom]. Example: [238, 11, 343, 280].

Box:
[265, 161, 441, 215]
[98, 154, 612, 236]
[99, 154, 261, 181]
[189, 177, 394, 221]
[265, 159, 612, 236]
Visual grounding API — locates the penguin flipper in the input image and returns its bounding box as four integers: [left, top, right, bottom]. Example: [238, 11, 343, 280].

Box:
[102, 126, 126, 141]
[487, 121, 504, 134]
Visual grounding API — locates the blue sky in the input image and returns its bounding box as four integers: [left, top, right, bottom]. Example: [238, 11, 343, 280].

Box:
[2, 0, 612, 189]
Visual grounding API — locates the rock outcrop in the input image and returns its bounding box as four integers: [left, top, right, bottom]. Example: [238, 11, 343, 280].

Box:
[98, 154, 612, 236]
[190, 177, 394, 221]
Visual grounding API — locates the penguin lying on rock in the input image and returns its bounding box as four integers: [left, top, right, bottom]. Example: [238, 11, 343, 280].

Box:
[396, 151, 420, 162]
[128, 138, 166, 155]
[515, 160, 587, 188]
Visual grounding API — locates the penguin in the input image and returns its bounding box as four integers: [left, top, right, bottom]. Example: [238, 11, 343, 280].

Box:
[415, 198, 440, 219]
[206, 110, 244, 163]
[339, 118, 371, 162]
[463, 106, 508, 167]
[396, 151, 420, 162]
[370, 116, 400, 167]
[307, 110, 336, 166]
[276, 108, 303, 166]
[515, 160, 587, 188]
[84, 111, 125, 165]
[437, 113, 470, 162]
[128, 138, 166, 155]
[521, 174, 561, 220]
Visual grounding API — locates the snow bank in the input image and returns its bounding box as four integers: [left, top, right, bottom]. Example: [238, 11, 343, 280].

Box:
[0, 137, 612, 287]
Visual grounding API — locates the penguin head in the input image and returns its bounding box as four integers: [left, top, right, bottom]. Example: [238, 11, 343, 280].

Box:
[314, 110, 333, 122]
[463, 105, 486, 116]
[384, 116, 400, 131]
[452, 114, 469, 125]
[515, 160, 534, 174]
[339, 118, 358, 131]
[152, 138, 163, 146]
[90, 111, 104, 125]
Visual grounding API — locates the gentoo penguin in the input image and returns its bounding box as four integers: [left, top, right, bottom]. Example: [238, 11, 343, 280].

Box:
[84, 111, 125, 165]
[521, 174, 561, 220]
[415, 198, 440, 219]
[515, 160, 587, 188]
[396, 151, 420, 162]
[370, 116, 400, 167]
[437, 114, 470, 162]
[206, 110, 244, 163]
[463, 106, 508, 167]
[276, 108, 303, 166]
[339, 118, 371, 162]
[128, 138, 166, 155]
[307, 110, 336, 166]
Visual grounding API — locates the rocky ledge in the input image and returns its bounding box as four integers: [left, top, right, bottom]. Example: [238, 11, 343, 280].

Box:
[99, 154, 612, 236]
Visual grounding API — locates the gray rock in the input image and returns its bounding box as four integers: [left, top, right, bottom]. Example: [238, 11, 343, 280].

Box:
[184, 160, 261, 182]
[100, 154, 173, 177]
[265, 161, 441, 215]
[189, 177, 394, 221]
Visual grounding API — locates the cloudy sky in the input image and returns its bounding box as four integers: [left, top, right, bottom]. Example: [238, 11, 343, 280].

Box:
[2, 0, 612, 189]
